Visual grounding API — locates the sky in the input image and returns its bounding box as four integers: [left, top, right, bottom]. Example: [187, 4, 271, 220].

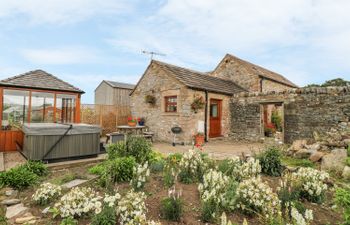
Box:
[0, 0, 349, 103]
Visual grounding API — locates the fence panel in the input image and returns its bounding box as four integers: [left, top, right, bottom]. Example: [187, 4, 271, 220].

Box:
[80, 104, 130, 135]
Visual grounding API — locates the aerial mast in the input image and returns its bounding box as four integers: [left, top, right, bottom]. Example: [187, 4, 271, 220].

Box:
[141, 50, 166, 60]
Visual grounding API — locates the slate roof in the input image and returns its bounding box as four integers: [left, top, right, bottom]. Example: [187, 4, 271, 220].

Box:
[0, 70, 84, 93]
[104, 80, 135, 89]
[222, 54, 298, 88]
[152, 60, 247, 95]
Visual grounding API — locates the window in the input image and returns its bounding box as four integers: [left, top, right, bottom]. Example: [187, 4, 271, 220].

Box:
[2, 89, 29, 129]
[165, 96, 177, 112]
[30, 92, 55, 123]
[56, 94, 76, 123]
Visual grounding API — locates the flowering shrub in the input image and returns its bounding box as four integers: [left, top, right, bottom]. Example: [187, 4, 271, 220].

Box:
[226, 157, 261, 181]
[198, 169, 229, 205]
[160, 186, 183, 221]
[179, 149, 206, 183]
[236, 177, 280, 216]
[32, 182, 62, 205]
[117, 190, 147, 224]
[291, 168, 329, 203]
[54, 187, 102, 218]
[288, 206, 313, 225]
[131, 162, 150, 191]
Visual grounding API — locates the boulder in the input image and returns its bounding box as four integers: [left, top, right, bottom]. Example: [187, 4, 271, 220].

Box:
[291, 139, 308, 151]
[307, 143, 321, 151]
[1, 199, 21, 206]
[295, 149, 315, 159]
[342, 166, 350, 180]
[309, 151, 325, 162]
[321, 148, 347, 172]
[5, 189, 18, 197]
[5, 203, 29, 219]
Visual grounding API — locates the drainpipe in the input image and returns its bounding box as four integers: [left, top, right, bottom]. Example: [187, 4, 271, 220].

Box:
[204, 91, 209, 142]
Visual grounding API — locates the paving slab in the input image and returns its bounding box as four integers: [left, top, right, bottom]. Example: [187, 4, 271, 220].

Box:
[61, 179, 89, 189]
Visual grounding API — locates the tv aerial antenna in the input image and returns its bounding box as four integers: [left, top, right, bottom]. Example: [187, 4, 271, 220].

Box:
[141, 50, 166, 60]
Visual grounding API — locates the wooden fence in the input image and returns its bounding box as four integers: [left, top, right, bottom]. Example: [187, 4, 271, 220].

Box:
[80, 104, 130, 135]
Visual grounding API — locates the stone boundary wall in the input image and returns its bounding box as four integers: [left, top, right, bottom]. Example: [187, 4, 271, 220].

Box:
[230, 86, 350, 144]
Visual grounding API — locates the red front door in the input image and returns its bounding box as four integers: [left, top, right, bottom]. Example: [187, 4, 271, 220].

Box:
[209, 99, 222, 138]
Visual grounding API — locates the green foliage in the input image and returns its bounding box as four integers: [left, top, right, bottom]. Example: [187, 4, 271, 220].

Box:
[106, 142, 126, 160]
[305, 78, 350, 88]
[91, 206, 117, 225]
[335, 188, 350, 225]
[217, 159, 231, 174]
[346, 158, 350, 167]
[125, 136, 152, 163]
[88, 163, 106, 175]
[163, 169, 176, 188]
[166, 153, 182, 165]
[160, 197, 183, 221]
[0, 165, 39, 190]
[60, 217, 78, 225]
[347, 145, 350, 157]
[223, 179, 239, 211]
[101, 156, 136, 188]
[258, 146, 284, 177]
[0, 207, 7, 224]
[163, 153, 182, 187]
[201, 198, 220, 223]
[24, 160, 48, 176]
[271, 110, 282, 131]
[282, 157, 315, 168]
[150, 158, 165, 173]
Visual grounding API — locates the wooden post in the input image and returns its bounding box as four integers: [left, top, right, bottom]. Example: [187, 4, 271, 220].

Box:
[75, 94, 81, 123]
[0, 87, 3, 128]
[53, 93, 57, 123]
[27, 91, 32, 123]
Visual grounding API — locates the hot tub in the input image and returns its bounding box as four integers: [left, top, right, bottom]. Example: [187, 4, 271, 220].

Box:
[22, 123, 101, 162]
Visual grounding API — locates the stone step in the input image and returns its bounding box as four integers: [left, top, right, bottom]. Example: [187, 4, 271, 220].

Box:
[1, 199, 21, 206]
[61, 179, 89, 189]
[6, 203, 29, 219]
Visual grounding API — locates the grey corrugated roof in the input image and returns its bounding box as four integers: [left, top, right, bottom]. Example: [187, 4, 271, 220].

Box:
[153, 60, 246, 95]
[0, 70, 84, 93]
[104, 80, 135, 89]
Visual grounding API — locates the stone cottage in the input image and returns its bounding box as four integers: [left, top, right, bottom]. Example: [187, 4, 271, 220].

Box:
[130, 54, 298, 143]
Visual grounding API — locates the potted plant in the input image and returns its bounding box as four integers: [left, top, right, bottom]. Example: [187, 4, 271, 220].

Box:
[127, 116, 137, 127]
[191, 95, 206, 113]
[138, 117, 145, 126]
[145, 95, 156, 105]
[194, 132, 205, 146]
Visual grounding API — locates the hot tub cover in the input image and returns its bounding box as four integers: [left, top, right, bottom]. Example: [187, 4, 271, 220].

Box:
[22, 123, 101, 135]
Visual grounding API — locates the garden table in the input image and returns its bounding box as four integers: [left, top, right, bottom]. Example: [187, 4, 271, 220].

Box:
[116, 125, 146, 135]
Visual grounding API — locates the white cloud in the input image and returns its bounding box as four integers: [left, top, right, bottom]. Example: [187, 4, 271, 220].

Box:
[20, 47, 98, 64]
[0, 0, 128, 25]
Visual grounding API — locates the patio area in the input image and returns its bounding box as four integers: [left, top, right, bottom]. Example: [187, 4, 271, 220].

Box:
[152, 139, 265, 160]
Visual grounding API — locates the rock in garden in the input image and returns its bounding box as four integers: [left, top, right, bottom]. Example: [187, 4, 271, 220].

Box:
[321, 148, 347, 172]
[1, 199, 21, 206]
[295, 149, 315, 159]
[61, 179, 88, 189]
[15, 216, 36, 224]
[5, 203, 29, 219]
[42, 207, 50, 214]
[342, 166, 350, 180]
[5, 189, 18, 197]
[309, 151, 325, 162]
[291, 139, 308, 151]
[307, 143, 321, 151]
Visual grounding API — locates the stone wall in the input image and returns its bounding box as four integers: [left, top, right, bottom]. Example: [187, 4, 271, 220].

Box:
[131, 63, 231, 143]
[261, 78, 294, 92]
[230, 86, 350, 144]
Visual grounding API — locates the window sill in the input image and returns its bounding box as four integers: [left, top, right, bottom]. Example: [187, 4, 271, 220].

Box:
[161, 112, 180, 117]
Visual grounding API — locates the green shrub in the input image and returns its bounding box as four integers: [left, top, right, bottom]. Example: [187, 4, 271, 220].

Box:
[126, 136, 152, 163]
[88, 163, 106, 175]
[160, 197, 183, 221]
[163, 168, 176, 188]
[60, 217, 78, 225]
[166, 153, 182, 165]
[346, 158, 350, 167]
[271, 110, 282, 131]
[217, 159, 231, 174]
[101, 156, 136, 188]
[258, 146, 283, 176]
[107, 142, 126, 160]
[335, 187, 350, 224]
[91, 206, 117, 225]
[24, 160, 48, 176]
[201, 198, 220, 223]
[347, 145, 350, 157]
[1, 165, 39, 190]
[150, 158, 165, 173]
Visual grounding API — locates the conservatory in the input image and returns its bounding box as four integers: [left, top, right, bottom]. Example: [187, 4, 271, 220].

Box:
[0, 70, 84, 152]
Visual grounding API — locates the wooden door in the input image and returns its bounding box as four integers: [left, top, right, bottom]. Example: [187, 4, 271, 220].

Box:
[209, 99, 222, 138]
